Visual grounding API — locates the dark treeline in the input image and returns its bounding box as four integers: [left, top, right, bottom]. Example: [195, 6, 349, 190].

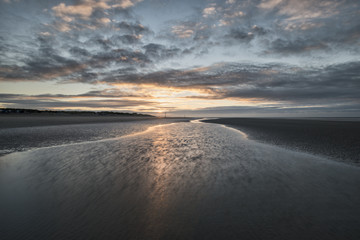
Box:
[0, 108, 154, 117]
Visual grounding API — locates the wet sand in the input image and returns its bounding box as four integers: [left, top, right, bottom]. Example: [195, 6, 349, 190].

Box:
[203, 118, 360, 164]
[1, 121, 360, 240]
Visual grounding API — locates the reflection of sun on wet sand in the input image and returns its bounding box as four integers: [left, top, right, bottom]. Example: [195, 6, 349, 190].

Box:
[1, 120, 360, 239]
[143, 127, 176, 239]
[142, 125, 208, 239]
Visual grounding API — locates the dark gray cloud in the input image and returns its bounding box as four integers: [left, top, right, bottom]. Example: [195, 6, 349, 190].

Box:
[0, 98, 154, 110]
[92, 48, 149, 63]
[0, 88, 151, 99]
[86, 37, 113, 50]
[225, 28, 254, 43]
[266, 38, 328, 55]
[0, 89, 155, 110]
[69, 46, 91, 57]
[99, 62, 281, 87]
[117, 21, 151, 35]
[0, 35, 87, 81]
[143, 43, 181, 60]
[0, 33, 152, 82]
[219, 62, 360, 103]
[113, 34, 141, 44]
[251, 25, 268, 36]
[97, 61, 360, 105]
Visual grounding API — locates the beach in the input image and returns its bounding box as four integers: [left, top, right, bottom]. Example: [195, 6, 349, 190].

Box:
[203, 118, 360, 165]
[1, 120, 360, 239]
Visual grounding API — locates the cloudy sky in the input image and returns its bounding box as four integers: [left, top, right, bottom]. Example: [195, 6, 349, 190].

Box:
[0, 0, 359, 117]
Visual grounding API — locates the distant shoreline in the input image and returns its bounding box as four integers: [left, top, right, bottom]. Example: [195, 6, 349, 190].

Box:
[0, 108, 153, 117]
[0, 108, 160, 128]
[203, 118, 360, 165]
[0, 115, 164, 129]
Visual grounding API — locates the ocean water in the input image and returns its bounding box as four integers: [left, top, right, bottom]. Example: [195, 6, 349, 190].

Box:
[1, 120, 360, 240]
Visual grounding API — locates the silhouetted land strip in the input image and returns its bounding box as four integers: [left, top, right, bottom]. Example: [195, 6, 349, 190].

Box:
[203, 118, 360, 164]
[0, 108, 156, 128]
[0, 108, 153, 116]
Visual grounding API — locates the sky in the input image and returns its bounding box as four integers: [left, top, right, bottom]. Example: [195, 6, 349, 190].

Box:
[0, 0, 359, 117]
